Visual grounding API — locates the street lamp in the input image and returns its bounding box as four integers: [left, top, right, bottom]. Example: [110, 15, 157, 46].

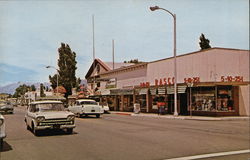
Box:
[46, 66, 59, 98]
[150, 6, 178, 116]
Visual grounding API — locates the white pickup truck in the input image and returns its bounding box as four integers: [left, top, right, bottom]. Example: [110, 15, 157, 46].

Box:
[68, 99, 103, 118]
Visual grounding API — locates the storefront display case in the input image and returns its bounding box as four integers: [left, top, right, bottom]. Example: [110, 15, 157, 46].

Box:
[191, 85, 239, 116]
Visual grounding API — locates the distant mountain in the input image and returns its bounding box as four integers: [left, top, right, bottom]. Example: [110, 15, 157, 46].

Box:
[0, 82, 51, 95]
[0, 80, 87, 95]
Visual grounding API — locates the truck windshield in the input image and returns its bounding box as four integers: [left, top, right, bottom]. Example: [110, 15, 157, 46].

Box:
[37, 103, 65, 112]
[80, 101, 97, 105]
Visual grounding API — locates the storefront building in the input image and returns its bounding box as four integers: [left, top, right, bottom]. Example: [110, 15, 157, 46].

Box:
[85, 48, 249, 116]
[144, 48, 249, 116]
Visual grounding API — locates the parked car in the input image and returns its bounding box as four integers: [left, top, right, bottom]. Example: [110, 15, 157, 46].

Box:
[99, 102, 110, 113]
[0, 101, 14, 114]
[68, 99, 103, 118]
[0, 114, 6, 149]
[25, 100, 75, 136]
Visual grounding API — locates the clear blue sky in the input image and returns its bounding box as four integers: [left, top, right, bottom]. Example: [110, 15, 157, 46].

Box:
[0, 0, 249, 86]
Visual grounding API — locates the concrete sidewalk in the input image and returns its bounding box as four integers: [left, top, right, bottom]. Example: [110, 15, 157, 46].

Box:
[111, 111, 250, 121]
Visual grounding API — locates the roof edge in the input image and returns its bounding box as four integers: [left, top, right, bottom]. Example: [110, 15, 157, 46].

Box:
[149, 47, 250, 64]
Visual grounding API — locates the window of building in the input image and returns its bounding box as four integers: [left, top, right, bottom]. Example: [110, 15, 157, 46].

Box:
[191, 86, 235, 112]
[217, 86, 234, 112]
[192, 87, 216, 111]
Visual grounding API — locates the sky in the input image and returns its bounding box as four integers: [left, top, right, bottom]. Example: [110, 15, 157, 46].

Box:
[0, 0, 249, 87]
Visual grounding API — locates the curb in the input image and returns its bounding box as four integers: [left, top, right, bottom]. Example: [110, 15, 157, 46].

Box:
[114, 112, 132, 116]
[112, 112, 249, 121]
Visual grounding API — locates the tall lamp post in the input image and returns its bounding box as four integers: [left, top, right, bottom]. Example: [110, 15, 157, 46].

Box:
[46, 66, 59, 98]
[150, 6, 178, 116]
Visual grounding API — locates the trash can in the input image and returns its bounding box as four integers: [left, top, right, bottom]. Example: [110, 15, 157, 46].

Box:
[134, 103, 140, 114]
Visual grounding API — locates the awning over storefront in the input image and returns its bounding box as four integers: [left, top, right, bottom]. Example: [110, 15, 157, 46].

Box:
[110, 89, 133, 95]
[139, 88, 148, 95]
[149, 88, 157, 95]
[158, 87, 166, 95]
[167, 85, 187, 94]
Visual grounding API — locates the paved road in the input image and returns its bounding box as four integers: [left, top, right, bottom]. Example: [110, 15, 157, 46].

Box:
[0, 106, 249, 160]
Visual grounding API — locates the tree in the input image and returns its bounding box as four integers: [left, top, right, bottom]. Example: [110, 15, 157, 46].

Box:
[40, 83, 46, 97]
[31, 85, 36, 91]
[75, 77, 82, 92]
[199, 33, 211, 50]
[13, 84, 29, 98]
[49, 43, 77, 98]
[124, 59, 143, 64]
[49, 74, 57, 89]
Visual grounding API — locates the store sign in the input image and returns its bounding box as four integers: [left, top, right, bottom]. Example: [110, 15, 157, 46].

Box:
[155, 77, 175, 86]
[140, 77, 175, 87]
[140, 82, 150, 87]
[221, 76, 243, 82]
[184, 77, 200, 83]
[106, 78, 117, 89]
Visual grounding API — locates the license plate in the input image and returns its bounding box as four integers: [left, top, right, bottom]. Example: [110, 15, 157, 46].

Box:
[53, 124, 60, 129]
[91, 110, 95, 112]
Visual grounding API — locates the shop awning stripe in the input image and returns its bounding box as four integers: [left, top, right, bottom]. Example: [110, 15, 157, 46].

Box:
[150, 88, 157, 95]
[158, 87, 166, 95]
[139, 88, 148, 95]
[167, 86, 187, 94]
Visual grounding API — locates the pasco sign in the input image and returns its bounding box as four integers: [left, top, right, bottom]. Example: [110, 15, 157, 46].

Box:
[140, 75, 244, 87]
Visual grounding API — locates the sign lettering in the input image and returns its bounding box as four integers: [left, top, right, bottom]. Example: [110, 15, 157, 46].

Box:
[184, 77, 200, 83]
[221, 76, 243, 82]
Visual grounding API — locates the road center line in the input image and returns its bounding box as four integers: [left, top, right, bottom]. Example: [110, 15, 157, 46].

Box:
[164, 149, 250, 160]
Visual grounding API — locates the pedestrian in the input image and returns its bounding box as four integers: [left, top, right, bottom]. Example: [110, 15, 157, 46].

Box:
[157, 101, 165, 115]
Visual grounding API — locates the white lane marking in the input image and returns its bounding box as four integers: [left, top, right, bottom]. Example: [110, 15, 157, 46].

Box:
[164, 149, 250, 160]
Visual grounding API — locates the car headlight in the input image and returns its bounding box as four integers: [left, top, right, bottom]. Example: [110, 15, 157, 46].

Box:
[0, 118, 4, 126]
[67, 115, 75, 121]
[36, 116, 45, 122]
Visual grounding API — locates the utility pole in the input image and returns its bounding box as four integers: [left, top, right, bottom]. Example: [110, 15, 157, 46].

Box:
[112, 39, 115, 70]
[92, 14, 96, 95]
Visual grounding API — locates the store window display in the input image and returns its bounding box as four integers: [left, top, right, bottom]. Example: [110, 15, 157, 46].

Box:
[191, 86, 235, 112]
[217, 86, 234, 112]
[192, 87, 216, 111]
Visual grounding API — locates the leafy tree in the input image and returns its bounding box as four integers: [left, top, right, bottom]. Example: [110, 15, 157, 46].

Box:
[49, 43, 77, 98]
[49, 75, 57, 89]
[49, 74, 58, 89]
[124, 59, 143, 64]
[40, 83, 46, 97]
[199, 33, 211, 50]
[75, 77, 82, 91]
[31, 85, 36, 91]
[13, 84, 29, 98]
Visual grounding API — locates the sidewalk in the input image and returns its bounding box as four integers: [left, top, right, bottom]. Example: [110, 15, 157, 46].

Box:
[110, 111, 250, 121]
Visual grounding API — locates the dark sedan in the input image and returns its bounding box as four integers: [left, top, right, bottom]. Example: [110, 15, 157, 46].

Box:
[0, 101, 14, 114]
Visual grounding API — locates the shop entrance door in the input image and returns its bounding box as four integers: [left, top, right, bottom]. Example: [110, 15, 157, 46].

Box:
[168, 95, 174, 114]
[168, 93, 188, 115]
[179, 93, 188, 115]
[116, 97, 120, 111]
